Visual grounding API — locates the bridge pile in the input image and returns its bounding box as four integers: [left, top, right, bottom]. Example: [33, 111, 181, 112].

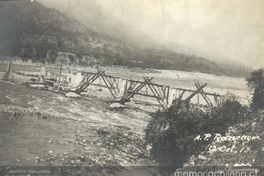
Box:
[2, 58, 13, 80]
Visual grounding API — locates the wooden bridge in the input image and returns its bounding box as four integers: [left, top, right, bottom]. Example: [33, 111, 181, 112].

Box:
[62, 70, 224, 109]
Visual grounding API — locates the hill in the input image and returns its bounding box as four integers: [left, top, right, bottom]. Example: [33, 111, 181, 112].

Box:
[0, 1, 251, 77]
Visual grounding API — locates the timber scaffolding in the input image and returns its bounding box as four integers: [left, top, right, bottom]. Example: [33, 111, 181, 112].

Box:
[71, 70, 224, 109]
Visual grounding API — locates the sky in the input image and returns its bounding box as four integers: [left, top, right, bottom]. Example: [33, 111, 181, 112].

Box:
[38, 0, 264, 68]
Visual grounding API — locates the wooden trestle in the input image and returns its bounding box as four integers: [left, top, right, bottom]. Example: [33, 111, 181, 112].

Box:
[71, 70, 223, 109]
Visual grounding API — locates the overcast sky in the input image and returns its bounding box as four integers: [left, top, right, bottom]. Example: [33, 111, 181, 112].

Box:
[39, 0, 264, 68]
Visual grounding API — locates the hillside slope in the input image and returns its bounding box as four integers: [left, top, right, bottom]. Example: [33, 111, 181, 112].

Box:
[0, 1, 250, 77]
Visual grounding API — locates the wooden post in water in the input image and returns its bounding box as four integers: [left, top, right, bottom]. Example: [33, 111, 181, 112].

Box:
[59, 57, 62, 84]
[2, 58, 13, 80]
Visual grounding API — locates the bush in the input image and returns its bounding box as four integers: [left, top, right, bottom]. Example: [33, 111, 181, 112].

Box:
[246, 68, 264, 111]
[145, 97, 249, 175]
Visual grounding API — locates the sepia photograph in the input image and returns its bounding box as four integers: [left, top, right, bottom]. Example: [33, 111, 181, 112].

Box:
[0, 0, 263, 175]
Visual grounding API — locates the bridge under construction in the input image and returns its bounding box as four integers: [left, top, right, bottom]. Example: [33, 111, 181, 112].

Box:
[59, 69, 224, 109]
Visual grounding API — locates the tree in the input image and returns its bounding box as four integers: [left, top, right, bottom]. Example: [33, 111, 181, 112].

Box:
[145, 97, 249, 175]
[246, 68, 264, 111]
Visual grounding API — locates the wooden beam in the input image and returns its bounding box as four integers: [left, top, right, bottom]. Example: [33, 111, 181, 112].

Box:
[125, 91, 162, 99]
[88, 83, 116, 89]
[101, 75, 116, 98]
[184, 83, 207, 103]
[104, 76, 118, 95]
[129, 79, 165, 88]
[76, 70, 103, 93]
[143, 77, 167, 109]
[195, 82, 213, 106]
[178, 90, 186, 100]
[120, 77, 153, 104]
[166, 86, 170, 105]
[174, 87, 223, 97]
